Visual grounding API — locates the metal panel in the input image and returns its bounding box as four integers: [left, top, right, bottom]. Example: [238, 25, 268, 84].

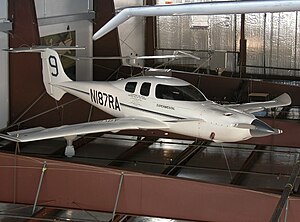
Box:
[157, 0, 300, 77]
[0, 20, 12, 32]
[34, 0, 92, 18]
[37, 11, 95, 26]
[157, 0, 236, 70]
[0, 33, 9, 129]
[244, 13, 265, 75]
[246, 12, 298, 76]
[0, 0, 9, 129]
[2, 152, 300, 221]
[0, 0, 7, 19]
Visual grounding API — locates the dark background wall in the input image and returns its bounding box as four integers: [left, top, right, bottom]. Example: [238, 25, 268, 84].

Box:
[93, 0, 122, 81]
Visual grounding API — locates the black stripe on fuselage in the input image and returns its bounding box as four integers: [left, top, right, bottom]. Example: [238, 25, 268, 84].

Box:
[120, 102, 184, 119]
[55, 85, 183, 119]
[59, 85, 89, 95]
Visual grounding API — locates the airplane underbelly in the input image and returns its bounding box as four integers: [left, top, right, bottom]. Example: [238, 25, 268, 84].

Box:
[167, 120, 201, 138]
[199, 125, 251, 142]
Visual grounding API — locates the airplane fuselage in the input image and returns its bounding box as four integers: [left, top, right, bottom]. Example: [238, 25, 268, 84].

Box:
[55, 76, 258, 143]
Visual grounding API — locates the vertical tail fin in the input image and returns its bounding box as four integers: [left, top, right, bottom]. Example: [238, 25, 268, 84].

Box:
[41, 49, 72, 100]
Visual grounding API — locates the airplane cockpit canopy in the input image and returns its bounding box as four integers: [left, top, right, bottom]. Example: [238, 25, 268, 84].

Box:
[155, 84, 206, 101]
[121, 76, 207, 102]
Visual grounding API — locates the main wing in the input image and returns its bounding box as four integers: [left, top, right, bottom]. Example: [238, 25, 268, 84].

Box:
[226, 93, 291, 113]
[0, 117, 169, 143]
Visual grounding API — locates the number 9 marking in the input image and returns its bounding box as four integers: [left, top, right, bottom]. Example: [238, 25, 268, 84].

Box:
[49, 56, 59, 77]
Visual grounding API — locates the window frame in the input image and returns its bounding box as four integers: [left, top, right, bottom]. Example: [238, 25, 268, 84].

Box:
[125, 82, 137, 93]
[140, 82, 151, 96]
[155, 84, 206, 101]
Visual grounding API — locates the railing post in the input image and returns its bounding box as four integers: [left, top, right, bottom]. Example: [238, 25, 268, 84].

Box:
[112, 172, 124, 220]
[32, 161, 47, 215]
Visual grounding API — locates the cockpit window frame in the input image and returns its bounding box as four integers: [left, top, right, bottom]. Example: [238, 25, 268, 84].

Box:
[140, 82, 151, 96]
[125, 82, 137, 93]
[155, 84, 206, 102]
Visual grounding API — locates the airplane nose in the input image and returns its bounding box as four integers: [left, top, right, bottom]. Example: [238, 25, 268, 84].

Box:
[250, 119, 282, 137]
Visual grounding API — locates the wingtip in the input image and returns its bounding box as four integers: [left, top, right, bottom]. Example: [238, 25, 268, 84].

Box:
[275, 93, 292, 106]
[0, 133, 22, 143]
[92, 34, 99, 41]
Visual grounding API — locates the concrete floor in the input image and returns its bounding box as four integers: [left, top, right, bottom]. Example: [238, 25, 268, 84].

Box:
[0, 202, 189, 222]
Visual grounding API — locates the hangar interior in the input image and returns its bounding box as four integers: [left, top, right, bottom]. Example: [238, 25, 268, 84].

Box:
[1, 0, 300, 221]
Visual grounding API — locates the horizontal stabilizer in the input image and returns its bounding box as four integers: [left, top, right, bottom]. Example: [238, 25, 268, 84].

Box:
[274, 93, 292, 106]
[4, 46, 85, 53]
[64, 50, 200, 61]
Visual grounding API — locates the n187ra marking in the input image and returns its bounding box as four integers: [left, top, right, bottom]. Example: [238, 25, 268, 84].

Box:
[90, 89, 120, 111]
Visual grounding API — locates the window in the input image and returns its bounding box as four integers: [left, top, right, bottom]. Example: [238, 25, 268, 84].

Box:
[155, 84, 206, 101]
[140, 82, 151, 96]
[125, 82, 137, 93]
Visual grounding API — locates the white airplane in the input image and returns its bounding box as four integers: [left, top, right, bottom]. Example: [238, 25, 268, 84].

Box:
[0, 48, 291, 157]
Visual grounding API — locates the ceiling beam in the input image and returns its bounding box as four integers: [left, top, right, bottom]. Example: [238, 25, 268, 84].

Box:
[38, 12, 95, 26]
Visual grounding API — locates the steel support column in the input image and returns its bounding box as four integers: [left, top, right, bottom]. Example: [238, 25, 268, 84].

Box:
[93, 0, 122, 81]
[231, 145, 266, 185]
[239, 14, 247, 78]
[109, 137, 158, 167]
[145, 0, 156, 67]
[162, 140, 208, 176]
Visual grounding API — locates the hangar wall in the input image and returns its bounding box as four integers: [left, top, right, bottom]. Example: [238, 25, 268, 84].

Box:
[157, 0, 300, 77]
[0, 0, 9, 129]
[6, 0, 104, 129]
[7, 0, 142, 128]
[35, 0, 93, 80]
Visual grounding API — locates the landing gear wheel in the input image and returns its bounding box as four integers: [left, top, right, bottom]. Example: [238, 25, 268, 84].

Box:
[65, 145, 75, 157]
[64, 136, 77, 157]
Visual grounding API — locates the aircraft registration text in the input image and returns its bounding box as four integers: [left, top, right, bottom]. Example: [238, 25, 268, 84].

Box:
[90, 89, 121, 111]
